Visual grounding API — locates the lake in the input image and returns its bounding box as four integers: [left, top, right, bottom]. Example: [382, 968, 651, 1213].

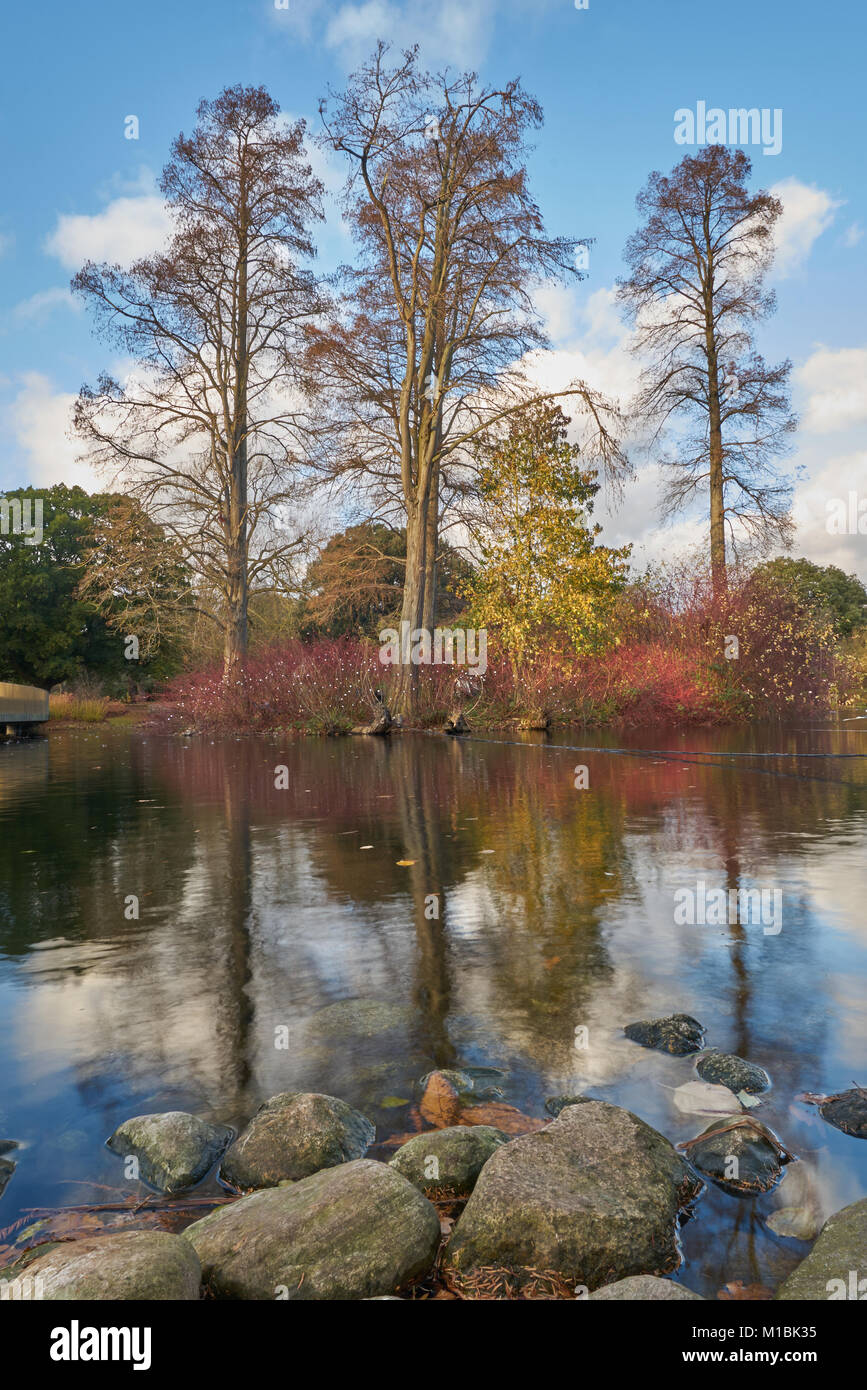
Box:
[1, 719, 865, 1297]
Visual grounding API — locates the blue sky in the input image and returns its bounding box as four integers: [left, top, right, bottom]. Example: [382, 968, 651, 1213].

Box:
[1, 0, 865, 575]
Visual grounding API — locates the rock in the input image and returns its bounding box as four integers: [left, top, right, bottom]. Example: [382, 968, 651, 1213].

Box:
[776, 1198, 867, 1299]
[683, 1117, 792, 1196]
[588, 1275, 704, 1300]
[309, 998, 411, 1039]
[696, 1052, 771, 1095]
[220, 1092, 375, 1189]
[0, 1140, 17, 1199]
[545, 1095, 592, 1117]
[624, 1013, 705, 1056]
[106, 1112, 232, 1194]
[443, 1100, 702, 1292]
[185, 1158, 440, 1299]
[389, 1126, 508, 1196]
[19, 1231, 201, 1300]
[801, 1088, 867, 1139]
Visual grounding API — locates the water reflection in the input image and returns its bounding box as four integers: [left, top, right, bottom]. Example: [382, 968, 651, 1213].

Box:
[0, 722, 865, 1295]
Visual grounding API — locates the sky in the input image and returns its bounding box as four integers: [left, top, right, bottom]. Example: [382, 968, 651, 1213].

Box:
[1, 0, 865, 578]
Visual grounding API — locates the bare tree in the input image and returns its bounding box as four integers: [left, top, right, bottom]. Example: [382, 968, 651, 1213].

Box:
[72, 85, 325, 675]
[617, 146, 796, 594]
[314, 44, 627, 712]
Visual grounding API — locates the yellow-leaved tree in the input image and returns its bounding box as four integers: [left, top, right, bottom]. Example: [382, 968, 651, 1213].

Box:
[465, 404, 631, 674]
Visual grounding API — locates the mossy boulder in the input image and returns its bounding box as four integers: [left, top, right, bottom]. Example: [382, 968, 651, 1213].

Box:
[17, 1231, 201, 1300]
[444, 1100, 702, 1291]
[220, 1092, 375, 1189]
[185, 1158, 440, 1300]
[389, 1125, 507, 1196]
[776, 1198, 867, 1299]
[588, 1275, 704, 1300]
[106, 1112, 232, 1194]
[624, 1013, 705, 1056]
[696, 1052, 771, 1096]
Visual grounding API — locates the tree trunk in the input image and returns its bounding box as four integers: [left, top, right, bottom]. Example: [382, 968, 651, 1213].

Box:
[421, 454, 439, 636]
[705, 307, 727, 597]
[223, 194, 250, 678]
[394, 502, 427, 714]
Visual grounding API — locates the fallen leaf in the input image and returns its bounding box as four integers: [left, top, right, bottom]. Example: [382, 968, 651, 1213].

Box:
[672, 1081, 743, 1116]
[458, 1101, 547, 1135]
[420, 1072, 462, 1128]
[379, 1096, 411, 1108]
[737, 1090, 763, 1109]
[718, 1281, 774, 1301]
[396, 859, 416, 866]
[543, 956, 561, 970]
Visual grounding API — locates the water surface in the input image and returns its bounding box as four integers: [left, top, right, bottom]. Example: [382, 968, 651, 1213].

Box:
[1, 720, 865, 1296]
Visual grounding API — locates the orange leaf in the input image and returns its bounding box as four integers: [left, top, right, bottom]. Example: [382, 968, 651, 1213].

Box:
[717, 1281, 774, 1301]
[420, 1071, 463, 1128]
[458, 1101, 548, 1135]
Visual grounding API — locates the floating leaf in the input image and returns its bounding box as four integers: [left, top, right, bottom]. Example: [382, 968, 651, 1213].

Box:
[672, 1081, 743, 1116]
[379, 1096, 411, 1109]
[737, 1090, 763, 1109]
[396, 859, 416, 867]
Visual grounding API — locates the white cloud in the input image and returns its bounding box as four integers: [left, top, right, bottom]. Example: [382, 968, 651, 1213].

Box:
[769, 177, 842, 278]
[45, 172, 172, 270]
[2, 373, 99, 491]
[11, 287, 81, 323]
[796, 345, 867, 434]
[789, 447, 867, 579]
[842, 222, 863, 248]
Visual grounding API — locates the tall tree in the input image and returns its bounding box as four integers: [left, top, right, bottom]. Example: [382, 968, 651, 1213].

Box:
[314, 44, 626, 711]
[72, 85, 324, 676]
[618, 146, 796, 595]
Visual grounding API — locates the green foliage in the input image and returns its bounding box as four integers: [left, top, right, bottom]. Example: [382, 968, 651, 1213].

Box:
[464, 404, 631, 668]
[753, 556, 867, 638]
[0, 484, 187, 690]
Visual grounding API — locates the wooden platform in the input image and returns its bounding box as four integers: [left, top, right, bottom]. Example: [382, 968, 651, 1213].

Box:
[0, 681, 49, 733]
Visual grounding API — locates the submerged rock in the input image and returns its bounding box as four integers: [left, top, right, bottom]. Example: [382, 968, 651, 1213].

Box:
[800, 1088, 867, 1139]
[309, 998, 412, 1039]
[544, 1095, 592, 1117]
[106, 1112, 232, 1194]
[696, 1051, 771, 1096]
[776, 1198, 867, 1299]
[220, 1092, 375, 1189]
[185, 1159, 440, 1299]
[683, 1117, 792, 1196]
[443, 1099, 702, 1292]
[588, 1274, 704, 1300]
[20, 1231, 201, 1300]
[624, 1013, 705, 1056]
[389, 1125, 507, 1196]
